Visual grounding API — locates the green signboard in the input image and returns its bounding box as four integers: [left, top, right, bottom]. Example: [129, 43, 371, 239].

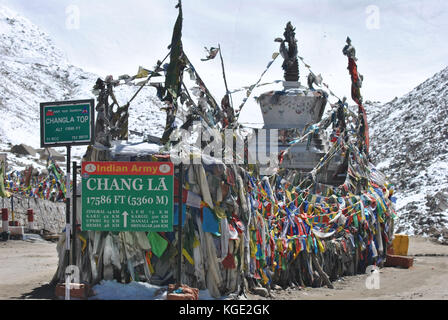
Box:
[81, 161, 174, 232]
[40, 99, 95, 147]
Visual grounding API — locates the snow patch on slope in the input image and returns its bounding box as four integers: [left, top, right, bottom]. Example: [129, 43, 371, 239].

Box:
[368, 66, 448, 242]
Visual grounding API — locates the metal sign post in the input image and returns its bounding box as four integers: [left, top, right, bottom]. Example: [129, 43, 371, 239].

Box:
[65, 147, 71, 301]
[66, 147, 71, 264]
[39, 98, 95, 301]
[72, 161, 78, 267]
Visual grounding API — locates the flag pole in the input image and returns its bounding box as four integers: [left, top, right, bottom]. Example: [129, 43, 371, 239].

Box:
[218, 43, 234, 110]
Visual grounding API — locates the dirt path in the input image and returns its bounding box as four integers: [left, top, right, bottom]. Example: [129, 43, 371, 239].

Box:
[248, 236, 448, 300]
[0, 236, 447, 300]
[0, 238, 58, 300]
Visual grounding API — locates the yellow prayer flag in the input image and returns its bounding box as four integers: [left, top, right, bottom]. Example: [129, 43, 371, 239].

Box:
[285, 190, 292, 202]
[193, 236, 200, 248]
[182, 248, 195, 265]
[261, 269, 269, 284]
[316, 237, 325, 253]
[135, 66, 150, 79]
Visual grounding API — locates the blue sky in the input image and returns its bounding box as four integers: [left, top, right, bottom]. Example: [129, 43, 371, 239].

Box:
[1, 0, 447, 122]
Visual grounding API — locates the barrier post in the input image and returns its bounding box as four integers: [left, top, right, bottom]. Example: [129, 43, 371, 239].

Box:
[1, 208, 8, 233]
[27, 208, 34, 230]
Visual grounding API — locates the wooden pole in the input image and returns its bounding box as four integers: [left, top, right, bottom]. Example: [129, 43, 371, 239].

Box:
[311, 253, 334, 289]
[128, 51, 171, 105]
[218, 44, 234, 110]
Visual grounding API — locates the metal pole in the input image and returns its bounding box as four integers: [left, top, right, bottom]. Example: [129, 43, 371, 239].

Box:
[65, 146, 71, 301]
[72, 161, 77, 267]
[10, 195, 14, 223]
[177, 162, 183, 286]
[66, 146, 71, 261]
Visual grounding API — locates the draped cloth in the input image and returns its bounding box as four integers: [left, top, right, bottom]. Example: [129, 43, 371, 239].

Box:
[347, 56, 370, 154]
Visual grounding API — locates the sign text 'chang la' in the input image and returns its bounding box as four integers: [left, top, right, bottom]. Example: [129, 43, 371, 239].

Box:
[85, 177, 169, 191]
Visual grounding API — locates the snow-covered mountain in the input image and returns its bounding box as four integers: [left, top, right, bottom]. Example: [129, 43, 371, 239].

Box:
[0, 6, 165, 171]
[368, 67, 448, 243]
[2, 5, 447, 243]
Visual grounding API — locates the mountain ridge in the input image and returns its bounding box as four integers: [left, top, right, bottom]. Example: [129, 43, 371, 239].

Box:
[368, 65, 448, 242]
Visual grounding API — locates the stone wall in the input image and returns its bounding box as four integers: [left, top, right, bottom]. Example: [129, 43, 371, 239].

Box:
[1, 195, 65, 234]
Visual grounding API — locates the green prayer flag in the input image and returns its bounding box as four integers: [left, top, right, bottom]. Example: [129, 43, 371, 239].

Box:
[147, 232, 169, 258]
[164, 1, 183, 102]
[281, 256, 287, 271]
[0, 161, 10, 198]
[353, 214, 359, 228]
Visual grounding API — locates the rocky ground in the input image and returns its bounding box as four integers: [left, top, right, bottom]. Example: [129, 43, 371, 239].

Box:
[1, 236, 447, 300]
[0, 237, 58, 299]
[248, 236, 448, 300]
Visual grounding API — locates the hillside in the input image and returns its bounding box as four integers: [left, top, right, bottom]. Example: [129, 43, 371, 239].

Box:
[0, 6, 165, 172]
[368, 67, 448, 242]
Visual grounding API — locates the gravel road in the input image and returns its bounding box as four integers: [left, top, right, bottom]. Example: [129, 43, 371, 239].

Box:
[1, 236, 447, 300]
